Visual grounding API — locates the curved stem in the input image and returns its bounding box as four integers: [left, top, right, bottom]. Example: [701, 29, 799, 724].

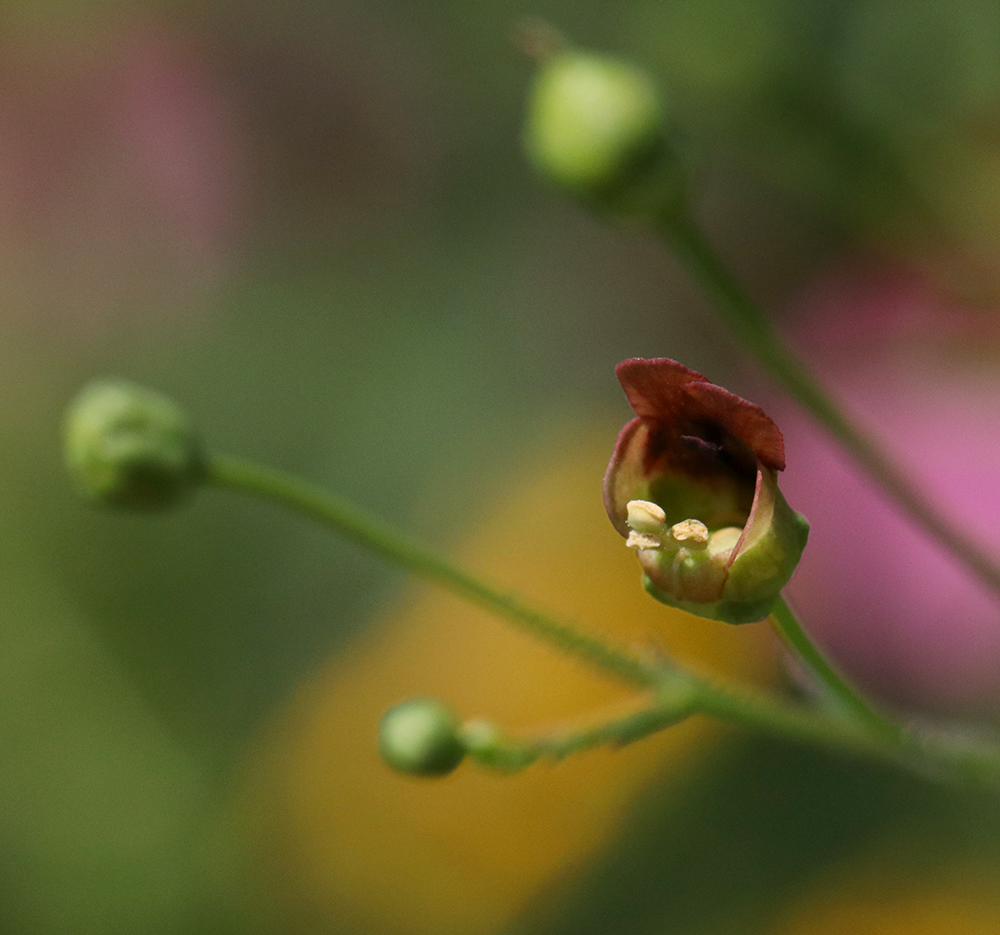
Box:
[466, 668, 1000, 790]
[205, 453, 663, 689]
[657, 208, 1000, 600]
[462, 677, 700, 771]
[770, 597, 901, 739]
[689, 676, 1000, 790]
[205, 453, 1000, 790]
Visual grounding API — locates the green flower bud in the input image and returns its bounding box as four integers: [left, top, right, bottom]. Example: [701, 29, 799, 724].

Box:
[523, 48, 683, 213]
[378, 699, 466, 777]
[64, 379, 203, 511]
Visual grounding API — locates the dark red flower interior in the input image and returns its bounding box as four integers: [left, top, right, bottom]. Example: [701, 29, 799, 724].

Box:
[616, 358, 786, 473]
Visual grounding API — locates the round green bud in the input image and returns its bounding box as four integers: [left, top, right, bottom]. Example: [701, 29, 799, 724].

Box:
[524, 50, 679, 210]
[64, 379, 203, 511]
[378, 698, 466, 777]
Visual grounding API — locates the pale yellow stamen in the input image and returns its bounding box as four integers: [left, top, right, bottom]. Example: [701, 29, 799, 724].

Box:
[669, 518, 709, 550]
[626, 530, 662, 550]
[626, 499, 667, 535]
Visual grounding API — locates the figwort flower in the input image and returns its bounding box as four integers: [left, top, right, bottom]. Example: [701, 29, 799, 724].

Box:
[604, 358, 808, 624]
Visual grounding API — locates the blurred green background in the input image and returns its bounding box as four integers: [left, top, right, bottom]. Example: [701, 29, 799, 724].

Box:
[5, 1, 1000, 933]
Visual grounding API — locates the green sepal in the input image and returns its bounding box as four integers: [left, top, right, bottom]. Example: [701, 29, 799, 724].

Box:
[643, 490, 809, 625]
[642, 574, 781, 625]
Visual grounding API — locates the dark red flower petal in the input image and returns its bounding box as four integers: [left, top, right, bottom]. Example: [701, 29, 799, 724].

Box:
[615, 358, 786, 472]
[602, 416, 649, 537]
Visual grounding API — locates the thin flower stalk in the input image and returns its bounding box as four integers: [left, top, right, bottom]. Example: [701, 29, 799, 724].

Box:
[657, 207, 1000, 602]
[205, 450, 1000, 792]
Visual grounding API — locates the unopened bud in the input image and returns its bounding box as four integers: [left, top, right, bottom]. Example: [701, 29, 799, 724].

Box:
[378, 699, 466, 777]
[64, 379, 203, 511]
[523, 49, 683, 212]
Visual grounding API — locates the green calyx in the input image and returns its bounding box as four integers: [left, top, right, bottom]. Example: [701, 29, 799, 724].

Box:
[642, 481, 809, 624]
[378, 699, 466, 777]
[64, 379, 204, 511]
[523, 49, 683, 213]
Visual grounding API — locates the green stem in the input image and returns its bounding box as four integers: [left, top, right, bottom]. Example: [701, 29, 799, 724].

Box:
[462, 677, 700, 771]
[466, 670, 1000, 789]
[205, 453, 663, 689]
[207, 453, 1000, 790]
[770, 597, 901, 739]
[688, 677, 1000, 789]
[657, 208, 1000, 600]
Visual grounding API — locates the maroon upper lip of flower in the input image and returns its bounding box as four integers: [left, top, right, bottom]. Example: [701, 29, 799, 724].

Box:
[604, 358, 787, 536]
